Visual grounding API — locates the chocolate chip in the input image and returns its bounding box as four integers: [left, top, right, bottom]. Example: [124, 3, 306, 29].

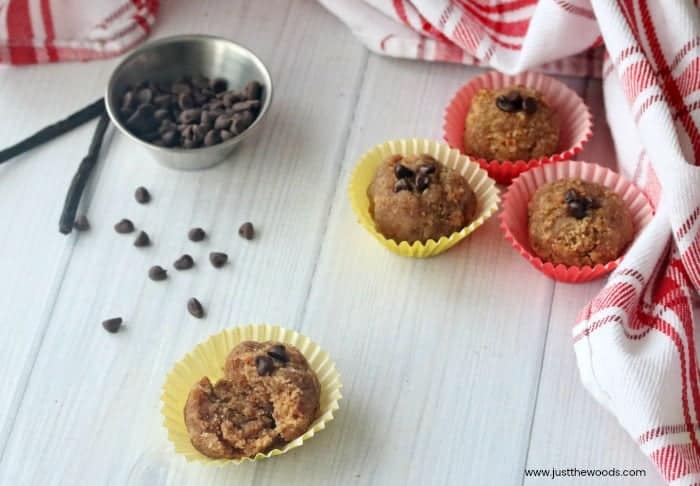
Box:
[203, 129, 221, 146]
[394, 164, 414, 179]
[174, 254, 194, 270]
[161, 130, 178, 147]
[394, 178, 412, 193]
[154, 109, 170, 121]
[114, 218, 135, 234]
[154, 94, 172, 108]
[148, 265, 167, 281]
[417, 163, 437, 175]
[505, 91, 522, 104]
[179, 108, 202, 124]
[211, 78, 228, 93]
[415, 174, 430, 192]
[136, 88, 153, 105]
[564, 188, 580, 203]
[256, 355, 275, 376]
[209, 252, 228, 268]
[238, 222, 255, 240]
[496, 96, 519, 113]
[523, 96, 538, 114]
[188, 227, 206, 242]
[178, 92, 194, 110]
[231, 99, 261, 113]
[243, 80, 263, 100]
[133, 230, 151, 247]
[73, 215, 90, 231]
[171, 82, 191, 95]
[587, 197, 601, 209]
[214, 114, 231, 130]
[102, 317, 122, 334]
[220, 129, 233, 141]
[122, 91, 136, 110]
[223, 91, 243, 107]
[134, 186, 151, 204]
[231, 111, 254, 134]
[567, 200, 587, 219]
[187, 298, 205, 318]
[267, 344, 289, 362]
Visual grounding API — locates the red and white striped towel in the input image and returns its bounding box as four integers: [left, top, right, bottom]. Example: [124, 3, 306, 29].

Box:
[0, 0, 158, 64]
[319, 1, 700, 484]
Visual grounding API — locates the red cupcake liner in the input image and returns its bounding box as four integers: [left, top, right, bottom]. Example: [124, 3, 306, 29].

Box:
[443, 70, 593, 185]
[499, 161, 654, 283]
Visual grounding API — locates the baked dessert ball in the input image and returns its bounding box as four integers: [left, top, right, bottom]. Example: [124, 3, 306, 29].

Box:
[184, 341, 320, 459]
[367, 154, 477, 243]
[528, 179, 634, 266]
[463, 86, 560, 161]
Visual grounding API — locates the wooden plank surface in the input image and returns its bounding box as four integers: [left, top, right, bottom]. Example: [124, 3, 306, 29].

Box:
[0, 1, 661, 485]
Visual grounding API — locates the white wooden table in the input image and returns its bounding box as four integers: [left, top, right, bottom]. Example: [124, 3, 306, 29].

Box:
[0, 1, 664, 485]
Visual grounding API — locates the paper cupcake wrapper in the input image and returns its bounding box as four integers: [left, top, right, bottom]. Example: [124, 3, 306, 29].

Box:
[443, 70, 593, 185]
[348, 138, 500, 258]
[161, 324, 342, 465]
[499, 161, 654, 283]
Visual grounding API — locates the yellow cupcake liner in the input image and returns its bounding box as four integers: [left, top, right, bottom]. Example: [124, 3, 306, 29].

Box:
[349, 138, 500, 257]
[161, 324, 342, 465]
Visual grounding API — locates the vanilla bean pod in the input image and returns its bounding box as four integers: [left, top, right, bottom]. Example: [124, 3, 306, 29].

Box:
[58, 113, 111, 234]
[0, 98, 105, 165]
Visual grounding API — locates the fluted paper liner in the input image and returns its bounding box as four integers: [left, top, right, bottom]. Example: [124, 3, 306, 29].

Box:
[349, 139, 500, 258]
[161, 324, 342, 465]
[499, 161, 654, 283]
[443, 70, 593, 185]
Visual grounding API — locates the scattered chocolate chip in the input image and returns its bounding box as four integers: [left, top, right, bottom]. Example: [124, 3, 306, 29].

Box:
[187, 298, 205, 318]
[415, 174, 430, 192]
[209, 252, 228, 268]
[102, 317, 122, 334]
[255, 355, 275, 376]
[174, 254, 194, 270]
[523, 96, 538, 114]
[188, 227, 206, 242]
[394, 164, 414, 179]
[148, 265, 167, 281]
[133, 230, 151, 247]
[394, 178, 412, 193]
[267, 344, 289, 362]
[134, 186, 151, 204]
[567, 200, 587, 219]
[73, 215, 90, 231]
[114, 218, 135, 234]
[238, 222, 255, 240]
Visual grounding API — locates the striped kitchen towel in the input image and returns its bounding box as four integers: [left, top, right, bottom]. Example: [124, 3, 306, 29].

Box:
[0, 0, 158, 64]
[320, 1, 700, 484]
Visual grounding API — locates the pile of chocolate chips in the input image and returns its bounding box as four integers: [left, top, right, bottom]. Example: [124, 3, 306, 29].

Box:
[495, 90, 538, 114]
[255, 344, 289, 376]
[118, 76, 263, 148]
[564, 188, 600, 219]
[393, 156, 437, 193]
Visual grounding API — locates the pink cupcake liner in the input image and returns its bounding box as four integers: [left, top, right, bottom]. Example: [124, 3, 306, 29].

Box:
[443, 71, 593, 185]
[499, 161, 654, 283]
